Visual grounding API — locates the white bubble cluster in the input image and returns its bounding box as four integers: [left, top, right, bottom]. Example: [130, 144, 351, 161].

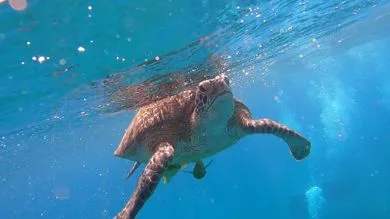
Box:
[78, 46, 86, 53]
[305, 186, 325, 218]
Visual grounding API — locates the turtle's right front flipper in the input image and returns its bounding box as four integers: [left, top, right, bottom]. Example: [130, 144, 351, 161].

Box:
[115, 142, 175, 219]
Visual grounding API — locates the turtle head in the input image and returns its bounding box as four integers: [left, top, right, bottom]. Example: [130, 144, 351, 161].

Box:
[193, 74, 234, 122]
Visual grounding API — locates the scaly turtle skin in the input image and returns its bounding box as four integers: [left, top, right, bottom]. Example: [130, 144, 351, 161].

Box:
[113, 74, 311, 219]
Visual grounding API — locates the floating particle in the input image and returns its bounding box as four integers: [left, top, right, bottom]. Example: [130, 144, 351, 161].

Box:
[9, 0, 27, 11]
[127, 37, 132, 42]
[155, 56, 160, 61]
[90, 40, 94, 43]
[274, 96, 281, 103]
[53, 185, 70, 200]
[21, 61, 25, 65]
[88, 5, 92, 10]
[78, 46, 86, 53]
[32, 56, 37, 61]
[59, 59, 66, 65]
[121, 58, 126, 62]
[38, 56, 45, 63]
[26, 41, 31, 46]
[46, 56, 50, 60]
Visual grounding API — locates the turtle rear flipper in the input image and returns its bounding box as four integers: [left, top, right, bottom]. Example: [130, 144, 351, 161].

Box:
[183, 160, 214, 180]
[115, 142, 175, 219]
[126, 161, 141, 180]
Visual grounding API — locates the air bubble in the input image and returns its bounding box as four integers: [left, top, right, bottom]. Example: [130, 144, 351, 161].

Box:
[77, 46, 86, 53]
[38, 56, 45, 63]
[9, 0, 27, 11]
[59, 59, 66, 65]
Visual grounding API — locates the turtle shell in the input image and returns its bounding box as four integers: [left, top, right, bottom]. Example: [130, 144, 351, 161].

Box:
[113, 90, 196, 160]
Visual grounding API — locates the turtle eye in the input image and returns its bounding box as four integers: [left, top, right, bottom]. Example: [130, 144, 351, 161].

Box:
[199, 84, 207, 92]
[223, 76, 230, 85]
[202, 95, 208, 104]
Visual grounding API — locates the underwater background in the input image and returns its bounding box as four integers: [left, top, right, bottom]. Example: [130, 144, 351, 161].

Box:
[1, 0, 390, 218]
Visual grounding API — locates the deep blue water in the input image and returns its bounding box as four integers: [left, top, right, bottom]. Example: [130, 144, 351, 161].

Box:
[1, 0, 390, 218]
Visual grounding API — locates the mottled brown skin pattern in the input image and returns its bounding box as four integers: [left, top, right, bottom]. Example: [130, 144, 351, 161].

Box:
[113, 74, 311, 219]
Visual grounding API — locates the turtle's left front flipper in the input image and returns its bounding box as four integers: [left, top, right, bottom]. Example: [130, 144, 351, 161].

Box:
[115, 142, 175, 219]
[245, 118, 311, 160]
[231, 102, 310, 160]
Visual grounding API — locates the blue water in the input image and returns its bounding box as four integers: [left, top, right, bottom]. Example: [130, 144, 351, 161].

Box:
[1, 0, 390, 218]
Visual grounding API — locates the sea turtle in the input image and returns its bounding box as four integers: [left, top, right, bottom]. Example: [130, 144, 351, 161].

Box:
[113, 74, 311, 219]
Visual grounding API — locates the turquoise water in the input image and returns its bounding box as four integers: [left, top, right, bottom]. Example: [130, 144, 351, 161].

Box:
[1, 0, 390, 218]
